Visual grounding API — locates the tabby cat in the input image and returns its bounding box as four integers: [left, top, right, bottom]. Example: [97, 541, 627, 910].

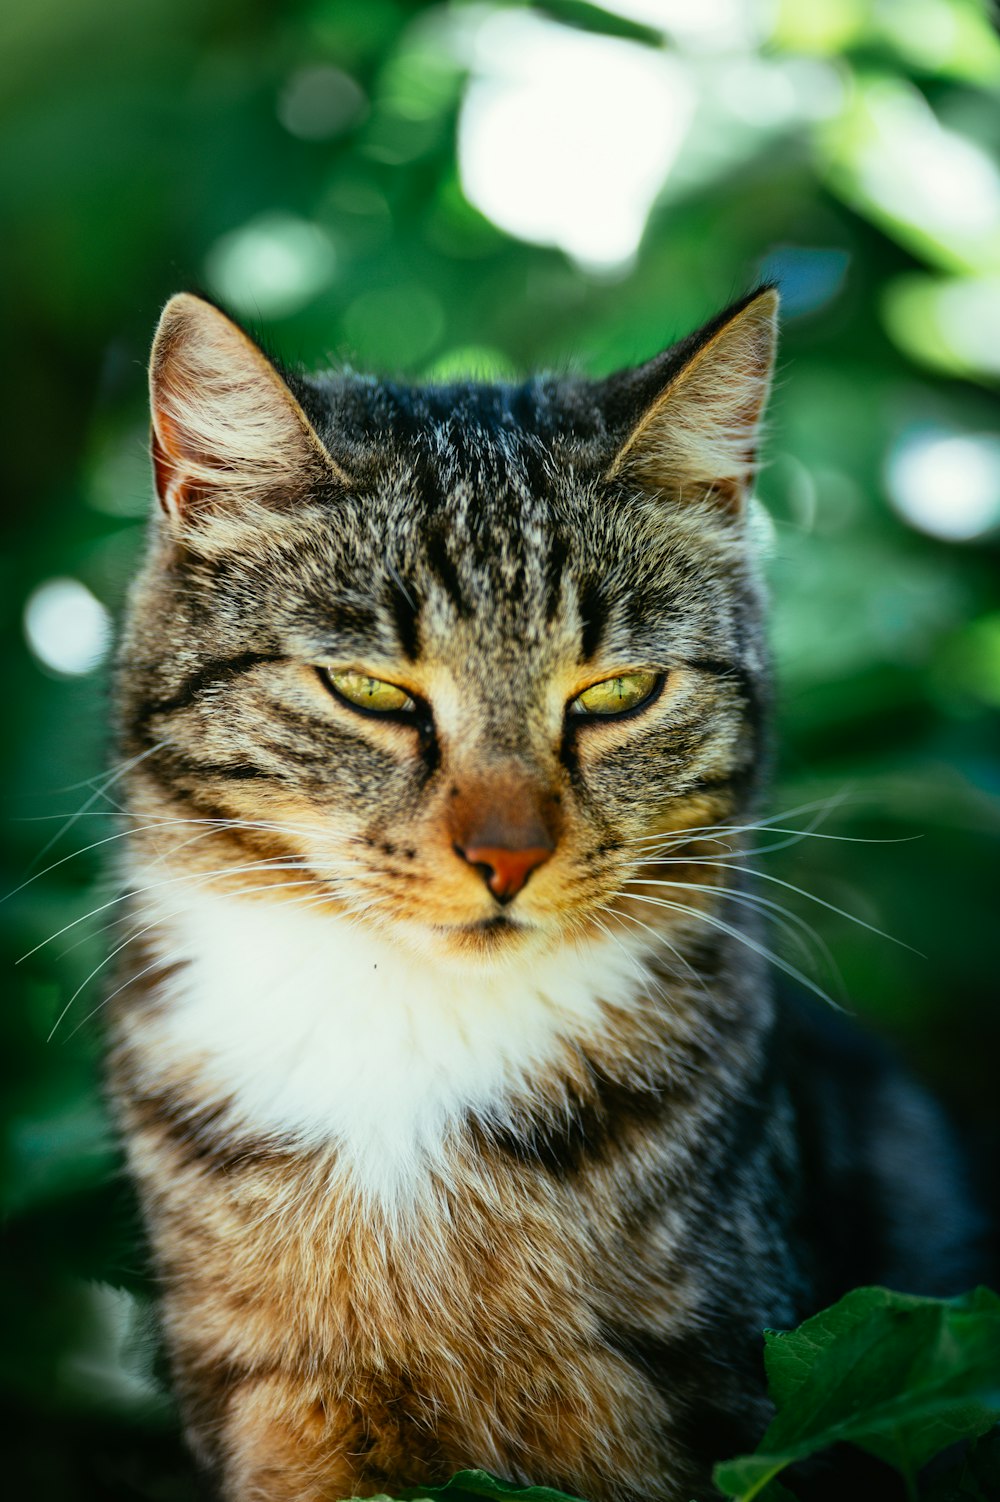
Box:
[108, 289, 985, 1502]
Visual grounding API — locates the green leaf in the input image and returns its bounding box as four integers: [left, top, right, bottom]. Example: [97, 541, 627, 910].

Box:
[399, 1470, 587, 1502]
[714, 1287, 1000, 1500]
[752, 1482, 800, 1502]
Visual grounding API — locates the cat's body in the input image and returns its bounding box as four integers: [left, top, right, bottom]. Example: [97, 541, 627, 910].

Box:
[108, 291, 986, 1502]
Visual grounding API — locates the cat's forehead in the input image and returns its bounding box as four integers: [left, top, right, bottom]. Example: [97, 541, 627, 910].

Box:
[376, 427, 570, 552]
[285, 391, 717, 669]
[320, 388, 610, 620]
[348, 434, 593, 660]
[318, 374, 608, 531]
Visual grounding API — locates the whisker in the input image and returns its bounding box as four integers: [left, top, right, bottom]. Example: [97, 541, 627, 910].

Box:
[3, 817, 224, 904]
[19, 856, 315, 964]
[628, 866, 919, 954]
[589, 914, 647, 981]
[5, 809, 354, 906]
[622, 877, 844, 989]
[624, 793, 855, 846]
[594, 902, 706, 1000]
[685, 828, 917, 860]
[588, 914, 688, 1038]
[64, 885, 396, 1066]
[49, 875, 333, 1043]
[621, 891, 845, 1012]
[21, 742, 167, 877]
[590, 907, 666, 991]
[11, 811, 140, 822]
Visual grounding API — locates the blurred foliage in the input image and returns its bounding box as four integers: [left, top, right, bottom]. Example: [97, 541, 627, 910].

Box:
[1, 0, 999, 1497]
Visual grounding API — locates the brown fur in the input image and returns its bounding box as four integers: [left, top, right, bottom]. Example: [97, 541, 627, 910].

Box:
[111, 995, 753, 1502]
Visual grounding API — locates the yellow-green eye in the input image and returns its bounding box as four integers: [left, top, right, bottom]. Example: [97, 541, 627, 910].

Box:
[569, 671, 660, 717]
[324, 669, 416, 715]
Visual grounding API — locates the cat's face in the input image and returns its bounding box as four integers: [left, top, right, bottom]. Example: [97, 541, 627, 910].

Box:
[118, 292, 776, 967]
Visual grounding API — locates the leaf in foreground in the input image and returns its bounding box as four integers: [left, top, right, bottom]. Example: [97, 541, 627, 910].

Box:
[713, 1286, 1000, 1500]
[398, 1470, 586, 1502]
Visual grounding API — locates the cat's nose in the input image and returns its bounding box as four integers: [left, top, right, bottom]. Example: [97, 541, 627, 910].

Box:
[454, 840, 553, 904]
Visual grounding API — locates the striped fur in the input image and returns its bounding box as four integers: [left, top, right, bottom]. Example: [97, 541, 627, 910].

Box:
[107, 290, 986, 1502]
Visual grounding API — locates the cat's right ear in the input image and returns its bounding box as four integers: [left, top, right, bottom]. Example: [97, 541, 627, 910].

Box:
[603, 288, 779, 514]
[149, 293, 349, 524]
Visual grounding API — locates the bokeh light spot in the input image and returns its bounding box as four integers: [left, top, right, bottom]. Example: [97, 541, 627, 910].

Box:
[758, 245, 849, 317]
[604, 0, 765, 50]
[948, 613, 1000, 708]
[424, 345, 518, 382]
[882, 273, 1000, 380]
[720, 58, 799, 126]
[458, 12, 693, 271]
[277, 64, 367, 141]
[887, 428, 1000, 541]
[24, 578, 111, 677]
[773, 0, 866, 54]
[204, 213, 336, 320]
[826, 80, 1000, 271]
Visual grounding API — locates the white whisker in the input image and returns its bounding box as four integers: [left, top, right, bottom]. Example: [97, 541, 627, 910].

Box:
[621, 877, 844, 992]
[20, 742, 167, 877]
[627, 866, 918, 954]
[19, 856, 316, 964]
[50, 875, 334, 1043]
[623, 793, 854, 846]
[594, 902, 706, 1000]
[621, 890, 845, 1012]
[6, 809, 354, 905]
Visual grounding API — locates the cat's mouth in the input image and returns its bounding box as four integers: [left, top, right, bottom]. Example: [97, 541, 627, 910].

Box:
[426, 912, 524, 932]
[454, 915, 520, 938]
[430, 913, 531, 953]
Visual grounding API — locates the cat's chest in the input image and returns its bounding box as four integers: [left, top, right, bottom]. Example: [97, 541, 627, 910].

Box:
[123, 881, 647, 1207]
[147, 1139, 672, 1494]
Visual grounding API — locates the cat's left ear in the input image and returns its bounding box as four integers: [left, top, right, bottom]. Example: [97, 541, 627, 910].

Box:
[149, 292, 349, 524]
[605, 287, 779, 513]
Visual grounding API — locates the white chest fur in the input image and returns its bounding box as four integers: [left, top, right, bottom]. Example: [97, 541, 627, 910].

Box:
[126, 880, 652, 1204]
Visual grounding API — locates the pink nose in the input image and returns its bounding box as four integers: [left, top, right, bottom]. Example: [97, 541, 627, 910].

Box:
[455, 842, 553, 904]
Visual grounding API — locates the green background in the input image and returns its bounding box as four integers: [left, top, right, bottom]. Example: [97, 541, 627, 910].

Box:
[1, 1, 998, 1496]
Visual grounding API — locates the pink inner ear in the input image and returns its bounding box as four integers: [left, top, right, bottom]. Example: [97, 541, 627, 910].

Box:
[151, 411, 210, 518]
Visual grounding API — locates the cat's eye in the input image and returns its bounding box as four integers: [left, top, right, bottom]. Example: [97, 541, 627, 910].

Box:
[569, 670, 661, 718]
[322, 669, 416, 716]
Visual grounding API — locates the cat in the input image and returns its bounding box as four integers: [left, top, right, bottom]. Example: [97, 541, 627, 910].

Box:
[106, 287, 988, 1502]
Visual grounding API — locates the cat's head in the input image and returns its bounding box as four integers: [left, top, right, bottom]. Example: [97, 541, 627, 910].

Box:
[118, 289, 777, 967]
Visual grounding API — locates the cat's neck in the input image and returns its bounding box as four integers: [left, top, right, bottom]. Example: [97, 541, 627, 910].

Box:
[114, 868, 746, 1209]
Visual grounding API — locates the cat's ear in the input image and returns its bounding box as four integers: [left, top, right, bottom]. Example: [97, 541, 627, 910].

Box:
[605, 288, 779, 512]
[149, 293, 349, 523]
